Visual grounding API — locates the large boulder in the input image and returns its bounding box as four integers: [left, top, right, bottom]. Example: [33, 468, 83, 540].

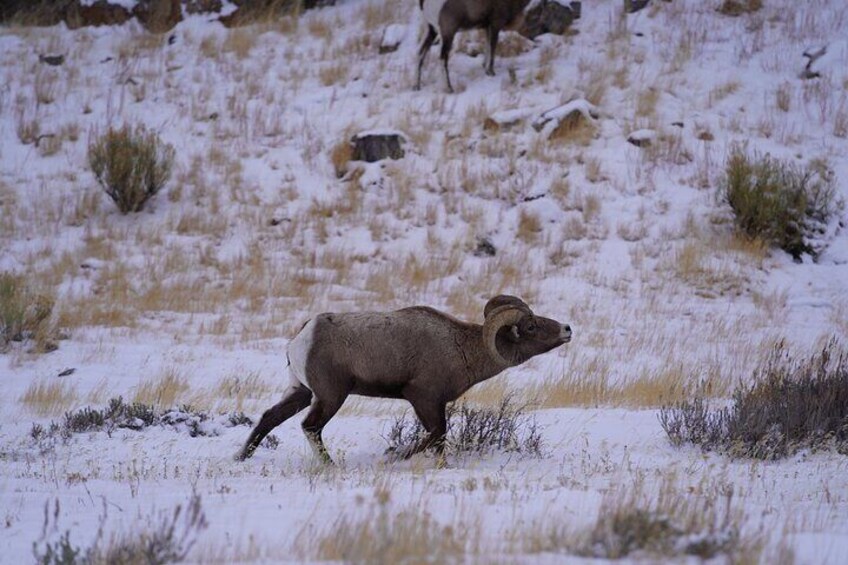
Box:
[184, 0, 223, 14]
[532, 99, 600, 140]
[2, 0, 336, 29]
[133, 0, 183, 33]
[220, 0, 335, 27]
[624, 0, 651, 14]
[65, 1, 132, 29]
[0, 0, 65, 25]
[520, 0, 578, 39]
[351, 130, 406, 163]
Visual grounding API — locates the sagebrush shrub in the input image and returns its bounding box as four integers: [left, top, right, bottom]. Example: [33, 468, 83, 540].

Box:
[580, 508, 738, 559]
[385, 395, 543, 457]
[722, 147, 839, 260]
[29, 397, 253, 450]
[659, 340, 848, 459]
[0, 272, 54, 352]
[88, 125, 175, 214]
[33, 495, 207, 565]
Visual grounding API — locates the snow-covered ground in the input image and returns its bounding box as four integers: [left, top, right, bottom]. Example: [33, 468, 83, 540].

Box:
[1, 0, 847, 562]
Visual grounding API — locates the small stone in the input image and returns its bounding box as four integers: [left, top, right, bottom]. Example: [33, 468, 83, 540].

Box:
[474, 237, 497, 257]
[380, 24, 406, 54]
[627, 129, 656, 147]
[38, 54, 64, 66]
[696, 129, 714, 142]
[80, 258, 106, 271]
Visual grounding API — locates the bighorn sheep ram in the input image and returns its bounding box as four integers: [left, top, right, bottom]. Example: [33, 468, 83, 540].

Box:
[416, 0, 532, 92]
[238, 295, 572, 463]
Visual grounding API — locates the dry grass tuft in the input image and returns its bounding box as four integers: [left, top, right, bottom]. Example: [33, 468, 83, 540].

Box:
[222, 28, 257, 59]
[133, 368, 190, 409]
[319, 62, 349, 87]
[15, 104, 40, 145]
[517, 208, 543, 244]
[548, 111, 597, 145]
[636, 87, 660, 117]
[361, 0, 395, 30]
[214, 371, 274, 412]
[496, 32, 535, 58]
[1, 272, 55, 353]
[21, 380, 78, 416]
[717, 0, 763, 16]
[665, 239, 749, 298]
[330, 138, 354, 178]
[295, 497, 475, 562]
[530, 357, 728, 409]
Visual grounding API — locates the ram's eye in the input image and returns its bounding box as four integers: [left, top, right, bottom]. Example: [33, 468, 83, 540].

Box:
[527, 323, 537, 333]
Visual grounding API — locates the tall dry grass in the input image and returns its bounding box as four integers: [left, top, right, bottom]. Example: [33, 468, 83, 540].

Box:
[21, 380, 78, 416]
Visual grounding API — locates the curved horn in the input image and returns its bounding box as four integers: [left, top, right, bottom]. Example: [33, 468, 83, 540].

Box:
[483, 295, 529, 318]
[483, 306, 526, 367]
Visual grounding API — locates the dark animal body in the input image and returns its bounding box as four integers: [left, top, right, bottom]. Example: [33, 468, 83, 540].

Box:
[237, 295, 571, 463]
[416, 0, 532, 92]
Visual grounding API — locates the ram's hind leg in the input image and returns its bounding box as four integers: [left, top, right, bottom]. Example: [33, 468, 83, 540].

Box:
[439, 27, 457, 93]
[301, 394, 347, 465]
[484, 26, 499, 76]
[416, 25, 438, 90]
[237, 385, 312, 461]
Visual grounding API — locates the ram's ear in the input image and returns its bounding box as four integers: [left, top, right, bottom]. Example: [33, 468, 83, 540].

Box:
[483, 295, 529, 318]
[509, 325, 520, 341]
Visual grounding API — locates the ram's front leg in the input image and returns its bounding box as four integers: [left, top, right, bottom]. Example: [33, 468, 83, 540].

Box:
[398, 397, 447, 462]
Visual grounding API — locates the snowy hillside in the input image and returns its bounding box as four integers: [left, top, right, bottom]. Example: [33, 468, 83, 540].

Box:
[1, 0, 847, 562]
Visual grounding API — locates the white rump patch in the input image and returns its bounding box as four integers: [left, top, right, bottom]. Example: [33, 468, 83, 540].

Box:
[287, 318, 316, 391]
[422, 0, 448, 32]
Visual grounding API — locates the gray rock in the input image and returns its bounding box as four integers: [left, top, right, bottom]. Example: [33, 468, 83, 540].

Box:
[65, 1, 132, 29]
[625, 0, 651, 14]
[133, 0, 183, 33]
[520, 0, 575, 39]
[39, 54, 65, 66]
[184, 0, 223, 14]
[474, 237, 497, 257]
